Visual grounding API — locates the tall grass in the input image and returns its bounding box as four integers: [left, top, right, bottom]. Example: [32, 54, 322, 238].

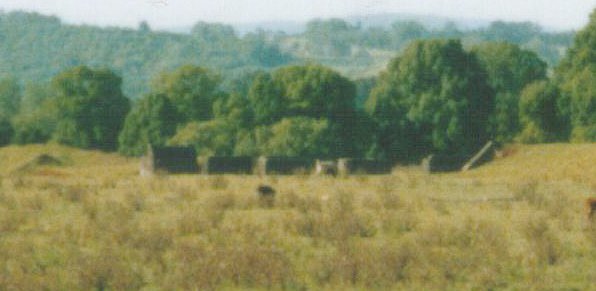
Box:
[0, 144, 594, 290]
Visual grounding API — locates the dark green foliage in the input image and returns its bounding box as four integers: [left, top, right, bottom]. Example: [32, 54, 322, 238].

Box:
[270, 64, 356, 121]
[0, 12, 291, 100]
[168, 119, 237, 157]
[368, 39, 494, 162]
[354, 77, 377, 109]
[248, 72, 284, 125]
[518, 81, 568, 143]
[213, 93, 254, 129]
[472, 42, 548, 143]
[260, 117, 336, 158]
[0, 78, 21, 120]
[242, 31, 292, 67]
[0, 11, 574, 103]
[555, 9, 596, 142]
[11, 109, 56, 144]
[10, 83, 56, 144]
[248, 64, 360, 156]
[152, 66, 222, 123]
[50, 66, 130, 150]
[118, 93, 180, 156]
[0, 117, 13, 146]
[0, 78, 19, 144]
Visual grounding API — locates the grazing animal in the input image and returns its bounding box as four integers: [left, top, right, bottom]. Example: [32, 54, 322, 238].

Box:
[257, 184, 276, 207]
[586, 198, 596, 221]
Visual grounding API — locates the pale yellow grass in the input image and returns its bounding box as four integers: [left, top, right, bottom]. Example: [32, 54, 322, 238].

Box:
[0, 143, 594, 290]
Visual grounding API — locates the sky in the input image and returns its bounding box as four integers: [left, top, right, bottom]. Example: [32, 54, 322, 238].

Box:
[0, 0, 594, 31]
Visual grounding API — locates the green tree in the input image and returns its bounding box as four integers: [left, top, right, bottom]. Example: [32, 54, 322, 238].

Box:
[0, 77, 21, 120]
[0, 77, 21, 146]
[390, 21, 429, 49]
[10, 82, 56, 144]
[12, 83, 57, 144]
[367, 39, 494, 162]
[556, 9, 596, 141]
[481, 21, 541, 44]
[241, 31, 291, 67]
[272, 64, 356, 121]
[213, 92, 254, 129]
[518, 81, 567, 143]
[11, 108, 56, 144]
[248, 72, 284, 125]
[152, 65, 223, 123]
[50, 66, 130, 150]
[472, 42, 547, 143]
[168, 119, 237, 156]
[251, 64, 359, 156]
[0, 117, 13, 146]
[118, 93, 181, 156]
[261, 117, 335, 158]
[304, 19, 356, 56]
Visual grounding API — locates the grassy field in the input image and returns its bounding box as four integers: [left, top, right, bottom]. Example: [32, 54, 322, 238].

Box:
[0, 143, 595, 290]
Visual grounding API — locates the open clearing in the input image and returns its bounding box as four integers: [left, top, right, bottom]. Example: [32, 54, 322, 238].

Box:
[0, 144, 595, 290]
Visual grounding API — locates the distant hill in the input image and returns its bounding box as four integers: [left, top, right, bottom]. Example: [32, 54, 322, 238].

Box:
[344, 13, 490, 30]
[0, 11, 574, 99]
[227, 13, 491, 36]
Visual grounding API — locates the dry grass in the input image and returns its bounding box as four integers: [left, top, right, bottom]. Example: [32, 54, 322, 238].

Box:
[0, 143, 595, 290]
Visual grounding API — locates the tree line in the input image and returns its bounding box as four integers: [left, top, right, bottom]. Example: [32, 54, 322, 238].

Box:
[0, 10, 593, 162]
[0, 11, 574, 101]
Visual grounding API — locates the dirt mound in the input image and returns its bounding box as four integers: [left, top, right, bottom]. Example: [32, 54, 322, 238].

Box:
[13, 154, 64, 174]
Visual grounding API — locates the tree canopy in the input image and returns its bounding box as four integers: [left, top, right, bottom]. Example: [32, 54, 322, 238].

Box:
[472, 42, 547, 143]
[555, 8, 596, 141]
[0, 11, 573, 101]
[368, 39, 494, 162]
[0, 78, 21, 120]
[118, 93, 180, 156]
[152, 65, 223, 123]
[50, 66, 130, 150]
[518, 81, 568, 143]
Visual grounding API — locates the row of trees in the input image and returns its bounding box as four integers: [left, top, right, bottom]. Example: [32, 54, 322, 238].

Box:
[1, 10, 593, 161]
[303, 18, 572, 65]
[0, 11, 574, 101]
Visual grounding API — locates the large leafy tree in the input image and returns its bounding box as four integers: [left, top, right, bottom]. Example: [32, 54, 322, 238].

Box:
[241, 31, 291, 67]
[472, 42, 547, 143]
[248, 72, 284, 125]
[0, 77, 21, 119]
[261, 117, 336, 158]
[518, 81, 568, 143]
[10, 83, 56, 144]
[0, 118, 12, 146]
[556, 9, 596, 141]
[367, 39, 494, 162]
[152, 65, 223, 123]
[51, 66, 130, 150]
[271, 64, 356, 121]
[168, 119, 237, 157]
[0, 78, 21, 145]
[118, 93, 181, 156]
[249, 64, 359, 156]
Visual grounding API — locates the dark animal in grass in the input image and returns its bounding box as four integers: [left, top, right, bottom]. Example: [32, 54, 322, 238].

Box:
[257, 184, 276, 208]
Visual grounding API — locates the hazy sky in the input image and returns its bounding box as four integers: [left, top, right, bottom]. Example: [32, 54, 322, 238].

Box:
[1, 0, 594, 30]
